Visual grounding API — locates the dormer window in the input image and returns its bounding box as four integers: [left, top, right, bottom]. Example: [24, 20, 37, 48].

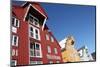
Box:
[28, 14, 39, 27]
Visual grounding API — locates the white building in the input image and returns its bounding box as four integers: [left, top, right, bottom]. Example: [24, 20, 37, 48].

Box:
[59, 37, 67, 49]
[78, 46, 93, 61]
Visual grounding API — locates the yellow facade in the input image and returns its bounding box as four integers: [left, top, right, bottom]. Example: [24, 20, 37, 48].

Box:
[61, 36, 80, 62]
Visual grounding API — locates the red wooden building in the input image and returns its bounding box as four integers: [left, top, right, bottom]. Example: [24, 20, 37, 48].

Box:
[11, 2, 62, 66]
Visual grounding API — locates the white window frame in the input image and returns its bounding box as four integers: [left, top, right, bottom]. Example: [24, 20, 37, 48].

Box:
[51, 36, 54, 42]
[46, 34, 49, 40]
[12, 17, 20, 27]
[30, 61, 43, 64]
[28, 14, 39, 27]
[11, 60, 17, 66]
[29, 25, 40, 40]
[54, 48, 58, 54]
[47, 46, 51, 53]
[30, 42, 42, 58]
[12, 35, 18, 46]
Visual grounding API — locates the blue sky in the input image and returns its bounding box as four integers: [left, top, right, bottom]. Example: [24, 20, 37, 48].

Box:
[13, 1, 96, 54]
[40, 3, 96, 53]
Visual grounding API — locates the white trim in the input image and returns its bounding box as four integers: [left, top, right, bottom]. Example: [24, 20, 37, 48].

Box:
[42, 18, 47, 30]
[23, 4, 31, 21]
[21, 2, 27, 7]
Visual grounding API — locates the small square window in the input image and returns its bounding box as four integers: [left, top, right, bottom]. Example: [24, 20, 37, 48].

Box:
[11, 60, 17, 66]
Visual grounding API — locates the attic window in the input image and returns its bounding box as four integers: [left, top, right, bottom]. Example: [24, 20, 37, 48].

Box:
[28, 14, 39, 27]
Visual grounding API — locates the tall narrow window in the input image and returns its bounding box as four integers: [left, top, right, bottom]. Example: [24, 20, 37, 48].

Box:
[30, 26, 34, 37]
[47, 46, 51, 53]
[12, 17, 15, 26]
[35, 29, 39, 40]
[12, 35, 18, 46]
[51, 36, 54, 42]
[46, 34, 49, 40]
[54, 48, 58, 54]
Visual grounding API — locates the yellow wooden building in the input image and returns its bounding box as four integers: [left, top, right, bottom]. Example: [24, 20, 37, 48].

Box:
[61, 36, 80, 62]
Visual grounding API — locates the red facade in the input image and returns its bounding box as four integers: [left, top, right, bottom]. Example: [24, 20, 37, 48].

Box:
[11, 2, 62, 66]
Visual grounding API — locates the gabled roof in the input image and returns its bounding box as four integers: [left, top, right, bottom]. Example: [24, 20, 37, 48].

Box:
[21, 2, 48, 18]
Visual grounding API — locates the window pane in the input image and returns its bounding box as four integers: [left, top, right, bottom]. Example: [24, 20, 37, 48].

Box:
[16, 19, 18, 27]
[30, 27, 33, 31]
[35, 29, 38, 34]
[36, 44, 39, 50]
[12, 17, 15, 26]
[14, 36, 17, 45]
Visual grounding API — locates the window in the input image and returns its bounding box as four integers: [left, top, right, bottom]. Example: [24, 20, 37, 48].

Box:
[56, 61, 60, 63]
[30, 61, 42, 64]
[11, 60, 17, 66]
[46, 34, 49, 40]
[30, 42, 42, 57]
[47, 46, 51, 53]
[29, 25, 40, 40]
[35, 29, 39, 40]
[49, 61, 53, 64]
[54, 48, 58, 54]
[30, 26, 34, 37]
[51, 36, 54, 42]
[12, 49, 18, 56]
[12, 17, 19, 27]
[12, 49, 15, 56]
[12, 35, 18, 46]
[28, 14, 39, 27]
